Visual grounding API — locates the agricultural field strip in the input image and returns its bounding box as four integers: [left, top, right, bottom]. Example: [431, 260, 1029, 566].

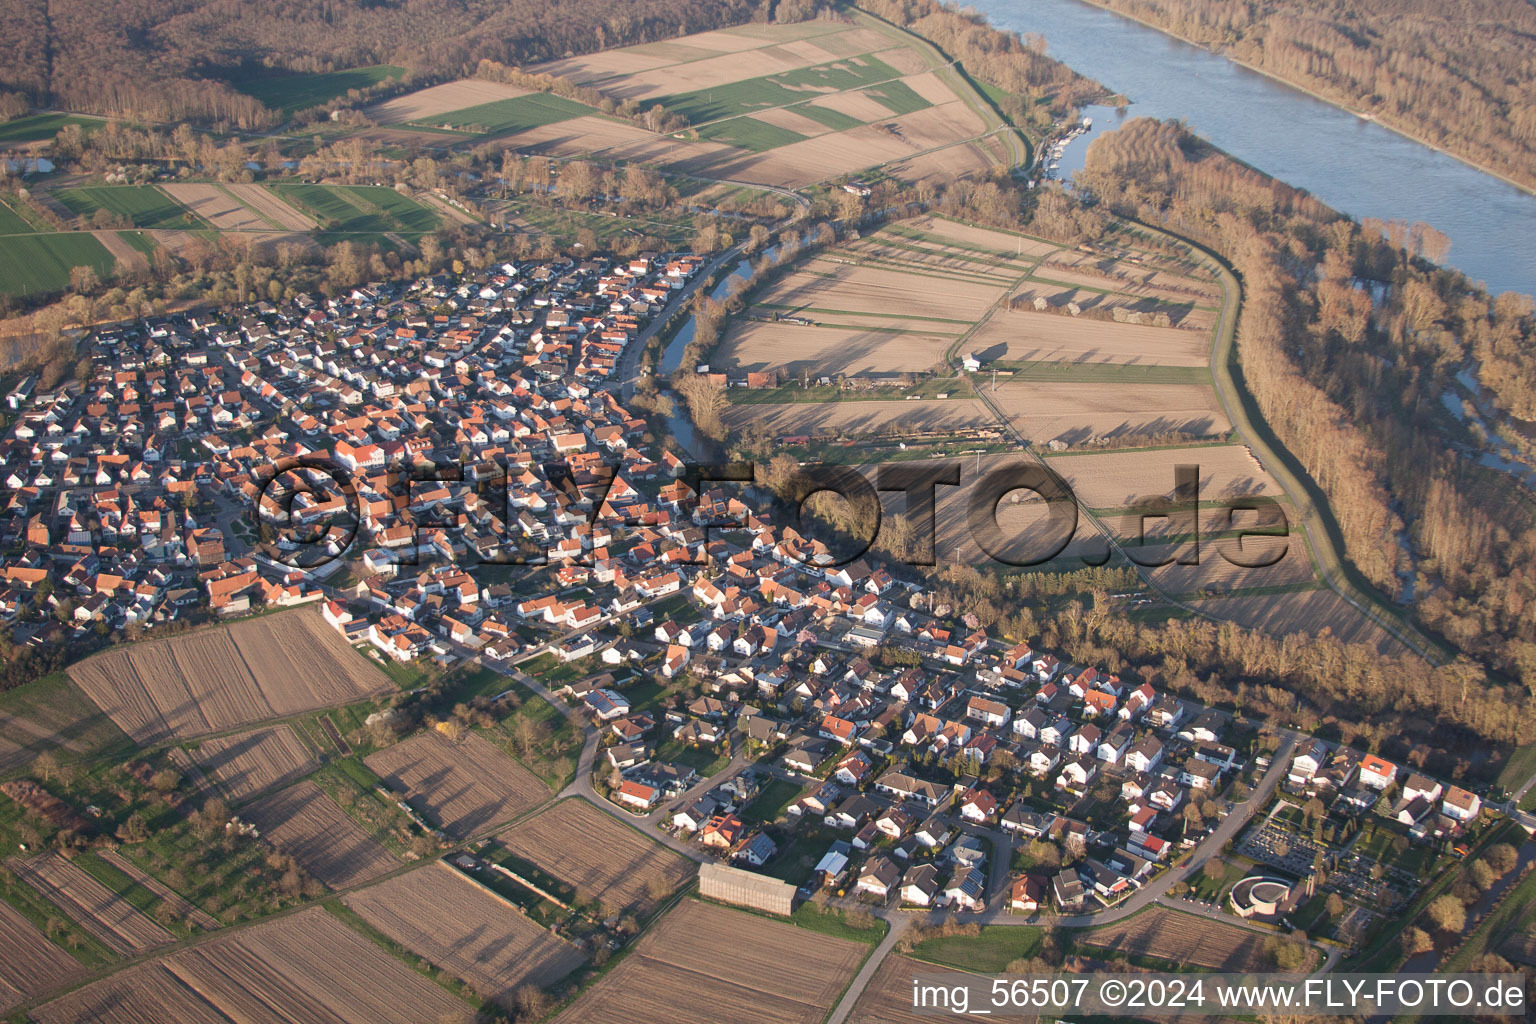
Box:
[10, 852, 173, 956]
[68, 608, 393, 746]
[182, 725, 320, 804]
[30, 905, 470, 1024]
[363, 730, 549, 838]
[0, 899, 81, 1010]
[96, 850, 220, 931]
[553, 899, 867, 1024]
[242, 780, 399, 890]
[342, 860, 585, 1002]
[498, 798, 692, 910]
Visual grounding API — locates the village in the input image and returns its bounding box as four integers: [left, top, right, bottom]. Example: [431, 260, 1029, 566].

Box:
[0, 248, 1520, 1021]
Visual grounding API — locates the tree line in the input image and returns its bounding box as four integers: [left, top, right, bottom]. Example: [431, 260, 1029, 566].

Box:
[1079, 0, 1536, 192]
[1075, 117, 1536, 698]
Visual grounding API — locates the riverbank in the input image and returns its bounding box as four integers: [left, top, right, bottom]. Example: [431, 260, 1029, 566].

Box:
[1071, 0, 1536, 200]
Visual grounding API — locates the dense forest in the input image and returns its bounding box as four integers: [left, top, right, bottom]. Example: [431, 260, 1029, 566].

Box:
[858, 0, 1108, 131]
[0, 0, 771, 126]
[1076, 118, 1536, 692]
[1081, 0, 1536, 192]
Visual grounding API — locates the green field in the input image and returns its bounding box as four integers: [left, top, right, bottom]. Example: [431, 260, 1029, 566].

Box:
[910, 925, 1044, 972]
[861, 80, 932, 116]
[795, 104, 865, 132]
[696, 116, 808, 152]
[117, 230, 158, 258]
[0, 232, 117, 297]
[56, 186, 203, 229]
[0, 672, 134, 774]
[229, 64, 407, 116]
[0, 113, 101, 145]
[0, 197, 34, 235]
[422, 92, 594, 136]
[269, 184, 440, 236]
[660, 53, 905, 124]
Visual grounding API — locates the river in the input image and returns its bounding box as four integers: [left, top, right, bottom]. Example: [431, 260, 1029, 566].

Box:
[971, 0, 1536, 298]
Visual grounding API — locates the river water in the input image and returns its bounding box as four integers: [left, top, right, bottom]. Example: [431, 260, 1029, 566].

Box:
[971, 0, 1536, 298]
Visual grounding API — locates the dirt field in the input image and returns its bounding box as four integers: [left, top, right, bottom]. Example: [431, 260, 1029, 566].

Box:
[1193, 589, 1408, 654]
[366, 79, 530, 123]
[0, 899, 80, 1012]
[500, 799, 692, 911]
[492, 115, 735, 166]
[91, 230, 148, 273]
[754, 105, 835, 137]
[900, 215, 1062, 260]
[693, 101, 992, 187]
[242, 781, 398, 890]
[758, 261, 1004, 323]
[344, 861, 585, 1005]
[11, 852, 173, 956]
[160, 184, 310, 232]
[847, 954, 974, 1024]
[722, 397, 992, 436]
[554, 899, 866, 1024]
[69, 606, 393, 745]
[989, 381, 1231, 443]
[182, 725, 318, 803]
[31, 906, 470, 1024]
[718, 322, 953, 378]
[365, 730, 548, 838]
[1079, 908, 1295, 972]
[1043, 249, 1220, 304]
[1041, 445, 1281, 509]
[966, 307, 1212, 365]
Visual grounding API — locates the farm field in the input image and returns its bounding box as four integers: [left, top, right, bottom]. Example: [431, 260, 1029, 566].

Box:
[241, 780, 399, 890]
[847, 954, 974, 1024]
[475, 114, 733, 166]
[55, 186, 204, 230]
[499, 798, 692, 912]
[717, 321, 954, 379]
[722, 396, 992, 436]
[10, 852, 173, 956]
[0, 232, 116, 298]
[0, 672, 131, 774]
[965, 307, 1212, 365]
[364, 730, 548, 838]
[553, 898, 866, 1024]
[366, 79, 529, 123]
[0, 899, 81, 1013]
[68, 606, 393, 745]
[1041, 444, 1282, 510]
[180, 725, 319, 803]
[756, 261, 1006, 325]
[229, 64, 406, 116]
[267, 183, 440, 236]
[509, 16, 1003, 186]
[30, 905, 470, 1024]
[1193, 588, 1408, 653]
[989, 380, 1231, 443]
[1077, 907, 1297, 971]
[0, 198, 34, 234]
[343, 861, 585, 1005]
[421, 92, 596, 136]
[161, 183, 317, 232]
